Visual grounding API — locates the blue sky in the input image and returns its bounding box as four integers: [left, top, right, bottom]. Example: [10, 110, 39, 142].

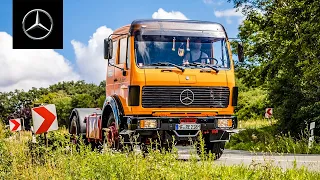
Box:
[0, 0, 244, 92]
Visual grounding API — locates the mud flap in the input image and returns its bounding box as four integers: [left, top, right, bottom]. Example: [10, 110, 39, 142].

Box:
[119, 129, 135, 144]
[209, 130, 230, 142]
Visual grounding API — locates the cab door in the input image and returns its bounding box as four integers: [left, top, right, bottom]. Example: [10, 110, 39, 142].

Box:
[114, 36, 127, 95]
[114, 36, 131, 107]
[106, 40, 118, 96]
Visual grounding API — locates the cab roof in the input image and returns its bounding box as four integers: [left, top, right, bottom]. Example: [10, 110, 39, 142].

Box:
[111, 19, 227, 40]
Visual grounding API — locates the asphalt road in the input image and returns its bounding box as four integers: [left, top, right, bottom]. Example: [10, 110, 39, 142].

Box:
[175, 145, 320, 171]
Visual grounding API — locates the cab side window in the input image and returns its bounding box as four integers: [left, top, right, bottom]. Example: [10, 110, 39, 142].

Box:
[119, 38, 127, 64]
[109, 41, 118, 65]
[126, 37, 131, 69]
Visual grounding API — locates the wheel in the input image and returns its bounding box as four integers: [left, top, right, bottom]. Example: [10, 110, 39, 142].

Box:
[69, 115, 80, 144]
[103, 112, 120, 150]
[197, 140, 225, 160]
[209, 142, 225, 160]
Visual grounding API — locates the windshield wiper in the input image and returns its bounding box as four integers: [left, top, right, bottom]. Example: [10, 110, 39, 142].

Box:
[150, 62, 185, 72]
[188, 62, 219, 73]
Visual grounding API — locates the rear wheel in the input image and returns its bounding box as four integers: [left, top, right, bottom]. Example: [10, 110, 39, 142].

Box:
[69, 115, 80, 144]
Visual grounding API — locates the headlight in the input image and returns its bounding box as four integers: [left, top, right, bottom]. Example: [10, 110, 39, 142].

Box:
[217, 119, 233, 128]
[140, 120, 157, 129]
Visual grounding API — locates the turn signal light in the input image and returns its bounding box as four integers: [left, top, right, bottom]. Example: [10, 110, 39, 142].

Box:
[140, 120, 157, 129]
[217, 119, 233, 128]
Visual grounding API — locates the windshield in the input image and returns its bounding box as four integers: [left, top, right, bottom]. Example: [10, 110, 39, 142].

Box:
[134, 35, 231, 69]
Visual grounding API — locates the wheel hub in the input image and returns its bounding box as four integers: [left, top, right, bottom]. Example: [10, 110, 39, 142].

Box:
[106, 122, 119, 148]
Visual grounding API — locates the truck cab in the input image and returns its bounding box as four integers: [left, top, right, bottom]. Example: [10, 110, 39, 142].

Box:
[69, 19, 244, 159]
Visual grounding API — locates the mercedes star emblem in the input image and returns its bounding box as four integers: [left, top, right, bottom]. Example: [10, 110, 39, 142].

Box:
[180, 89, 194, 105]
[22, 9, 53, 40]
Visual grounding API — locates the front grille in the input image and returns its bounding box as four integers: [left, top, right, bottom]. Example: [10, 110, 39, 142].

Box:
[141, 86, 230, 108]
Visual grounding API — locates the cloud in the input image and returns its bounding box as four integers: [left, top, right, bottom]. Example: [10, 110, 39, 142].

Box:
[0, 32, 80, 92]
[1, 8, 189, 92]
[203, 0, 213, 4]
[71, 26, 113, 84]
[203, 0, 224, 6]
[152, 8, 188, 20]
[214, 6, 246, 24]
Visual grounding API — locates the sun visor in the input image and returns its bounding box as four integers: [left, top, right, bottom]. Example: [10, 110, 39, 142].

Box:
[130, 20, 227, 38]
[135, 29, 226, 38]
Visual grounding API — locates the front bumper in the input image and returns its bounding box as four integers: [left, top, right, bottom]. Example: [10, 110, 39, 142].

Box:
[126, 116, 237, 142]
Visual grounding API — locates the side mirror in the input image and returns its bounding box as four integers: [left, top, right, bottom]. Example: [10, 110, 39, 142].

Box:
[104, 38, 113, 60]
[237, 42, 244, 62]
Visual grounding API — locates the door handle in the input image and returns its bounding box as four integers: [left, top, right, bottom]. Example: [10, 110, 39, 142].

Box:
[114, 78, 118, 82]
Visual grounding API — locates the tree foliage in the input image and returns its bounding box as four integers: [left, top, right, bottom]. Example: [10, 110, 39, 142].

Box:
[0, 81, 106, 127]
[229, 0, 320, 136]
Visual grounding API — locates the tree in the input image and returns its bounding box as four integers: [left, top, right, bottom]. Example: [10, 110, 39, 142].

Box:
[229, 0, 320, 136]
[71, 94, 95, 109]
[36, 91, 73, 126]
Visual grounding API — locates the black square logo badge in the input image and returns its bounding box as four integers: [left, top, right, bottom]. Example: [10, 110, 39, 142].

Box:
[13, 0, 63, 49]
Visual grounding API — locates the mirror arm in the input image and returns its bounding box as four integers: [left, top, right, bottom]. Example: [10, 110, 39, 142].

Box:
[108, 60, 125, 71]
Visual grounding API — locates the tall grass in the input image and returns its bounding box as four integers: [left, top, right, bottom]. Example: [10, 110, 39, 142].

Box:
[1, 123, 320, 179]
[238, 118, 277, 129]
[226, 125, 320, 154]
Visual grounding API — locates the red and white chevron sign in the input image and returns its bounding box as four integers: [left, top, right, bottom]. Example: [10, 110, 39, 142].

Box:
[32, 104, 58, 134]
[265, 108, 273, 118]
[9, 118, 21, 132]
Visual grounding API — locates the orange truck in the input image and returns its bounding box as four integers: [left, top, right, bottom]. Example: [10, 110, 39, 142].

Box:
[69, 19, 244, 159]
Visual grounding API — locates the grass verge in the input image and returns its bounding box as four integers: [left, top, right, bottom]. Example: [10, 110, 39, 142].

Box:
[1, 123, 320, 179]
[238, 118, 277, 129]
[226, 125, 320, 154]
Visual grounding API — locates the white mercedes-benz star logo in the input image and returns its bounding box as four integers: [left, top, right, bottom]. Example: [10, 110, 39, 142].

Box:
[180, 89, 194, 105]
[22, 9, 53, 40]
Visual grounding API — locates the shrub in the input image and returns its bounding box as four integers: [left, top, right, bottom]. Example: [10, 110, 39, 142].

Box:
[0, 122, 12, 178]
[235, 78, 269, 121]
[26, 128, 72, 165]
[226, 125, 320, 154]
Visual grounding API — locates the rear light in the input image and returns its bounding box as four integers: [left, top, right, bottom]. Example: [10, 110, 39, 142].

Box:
[180, 118, 196, 124]
[217, 119, 233, 128]
[140, 120, 157, 128]
[211, 129, 218, 134]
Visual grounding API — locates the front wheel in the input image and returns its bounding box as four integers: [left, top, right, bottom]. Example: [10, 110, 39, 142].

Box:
[210, 142, 225, 160]
[102, 112, 120, 151]
[197, 141, 225, 160]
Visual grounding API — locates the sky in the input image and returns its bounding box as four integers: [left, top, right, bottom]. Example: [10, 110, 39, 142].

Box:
[0, 0, 246, 92]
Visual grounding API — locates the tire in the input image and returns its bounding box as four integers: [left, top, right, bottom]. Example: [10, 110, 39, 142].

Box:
[102, 111, 120, 151]
[197, 140, 225, 160]
[69, 115, 89, 146]
[210, 142, 225, 160]
[69, 115, 80, 144]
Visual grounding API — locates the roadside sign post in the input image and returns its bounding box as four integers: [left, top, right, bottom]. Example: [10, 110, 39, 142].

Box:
[308, 122, 315, 149]
[31, 104, 58, 148]
[44, 132, 48, 148]
[21, 118, 26, 131]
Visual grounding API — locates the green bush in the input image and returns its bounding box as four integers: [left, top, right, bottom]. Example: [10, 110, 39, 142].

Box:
[27, 128, 72, 165]
[235, 78, 269, 121]
[0, 122, 12, 178]
[226, 126, 320, 154]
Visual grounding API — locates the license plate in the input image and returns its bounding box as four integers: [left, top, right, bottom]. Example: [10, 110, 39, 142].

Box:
[175, 124, 201, 130]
